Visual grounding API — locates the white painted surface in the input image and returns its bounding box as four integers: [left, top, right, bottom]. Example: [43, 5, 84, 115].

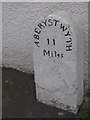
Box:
[2, 3, 88, 87]
[33, 12, 84, 113]
[1, 0, 89, 2]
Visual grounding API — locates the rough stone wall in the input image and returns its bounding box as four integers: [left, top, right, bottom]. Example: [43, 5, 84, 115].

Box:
[2, 2, 88, 89]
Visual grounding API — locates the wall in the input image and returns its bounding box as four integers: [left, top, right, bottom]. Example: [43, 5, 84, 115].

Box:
[2, 2, 88, 86]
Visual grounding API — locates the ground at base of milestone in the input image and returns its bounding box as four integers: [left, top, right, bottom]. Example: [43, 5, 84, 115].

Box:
[2, 67, 89, 119]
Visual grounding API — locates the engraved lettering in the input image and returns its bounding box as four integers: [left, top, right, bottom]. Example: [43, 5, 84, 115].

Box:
[65, 31, 71, 36]
[60, 23, 68, 31]
[66, 38, 72, 51]
[53, 39, 55, 45]
[38, 23, 45, 29]
[48, 19, 53, 26]
[53, 19, 59, 26]
[34, 28, 41, 34]
[47, 39, 50, 45]
[43, 50, 50, 56]
[34, 42, 40, 47]
[42, 20, 47, 26]
[34, 34, 39, 40]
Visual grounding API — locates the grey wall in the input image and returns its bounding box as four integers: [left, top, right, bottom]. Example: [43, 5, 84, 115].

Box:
[2, 2, 88, 84]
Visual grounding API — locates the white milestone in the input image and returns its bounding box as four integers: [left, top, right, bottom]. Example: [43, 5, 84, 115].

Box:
[33, 11, 84, 114]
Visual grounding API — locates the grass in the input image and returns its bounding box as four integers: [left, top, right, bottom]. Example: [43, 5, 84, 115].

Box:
[77, 108, 88, 120]
[77, 100, 89, 120]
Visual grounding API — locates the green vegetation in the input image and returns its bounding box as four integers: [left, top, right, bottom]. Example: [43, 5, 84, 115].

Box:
[77, 101, 89, 120]
[77, 109, 88, 120]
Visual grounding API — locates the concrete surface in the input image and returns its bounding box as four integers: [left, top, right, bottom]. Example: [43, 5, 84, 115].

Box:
[2, 67, 76, 118]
